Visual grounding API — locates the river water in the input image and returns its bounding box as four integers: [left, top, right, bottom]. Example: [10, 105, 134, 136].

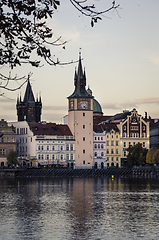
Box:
[0, 177, 159, 240]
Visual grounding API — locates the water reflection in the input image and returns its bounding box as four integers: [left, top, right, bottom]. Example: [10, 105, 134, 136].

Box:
[0, 178, 159, 240]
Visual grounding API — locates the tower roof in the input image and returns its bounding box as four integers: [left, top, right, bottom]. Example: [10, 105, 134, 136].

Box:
[23, 79, 35, 103]
[68, 52, 93, 99]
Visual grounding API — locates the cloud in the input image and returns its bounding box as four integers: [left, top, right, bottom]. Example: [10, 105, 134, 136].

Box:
[44, 105, 67, 111]
[102, 103, 120, 110]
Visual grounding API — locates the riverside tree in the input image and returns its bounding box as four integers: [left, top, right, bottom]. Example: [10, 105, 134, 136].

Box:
[127, 143, 148, 166]
[146, 148, 159, 165]
[7, 150, 18, 166]
[0, 0, 120, 93]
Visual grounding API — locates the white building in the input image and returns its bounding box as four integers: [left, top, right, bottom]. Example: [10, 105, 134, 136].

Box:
[11, 121, 75, 167]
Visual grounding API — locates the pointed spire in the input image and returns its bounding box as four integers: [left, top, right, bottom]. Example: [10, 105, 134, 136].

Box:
[39, 92, 42, 103]
[23, 77, 35, 103]
[20, 93, 22, 102]
[74, 67, 77, 87]
[36, 93, 38, 102]
[68, 51, 93, 99]
[17, 94, 19, 104]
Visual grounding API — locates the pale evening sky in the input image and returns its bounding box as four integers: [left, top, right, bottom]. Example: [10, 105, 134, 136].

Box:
[0, 0, 159, 123]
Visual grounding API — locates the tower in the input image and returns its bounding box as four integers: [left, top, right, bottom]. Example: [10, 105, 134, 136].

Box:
[17, 79, 42, 122]
[67, 52, 94, 168]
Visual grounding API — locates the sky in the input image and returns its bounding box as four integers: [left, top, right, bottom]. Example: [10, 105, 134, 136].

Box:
[1, 0, 159, 123]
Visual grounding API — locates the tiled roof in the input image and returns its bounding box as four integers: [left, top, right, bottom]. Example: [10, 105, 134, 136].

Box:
[28, 122, 73, 136]
[93, 115, 112, 124]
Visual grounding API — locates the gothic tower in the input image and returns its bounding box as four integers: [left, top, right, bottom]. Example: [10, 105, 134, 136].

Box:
[17, 79, 42, 122]
[67, 52, 94, 168]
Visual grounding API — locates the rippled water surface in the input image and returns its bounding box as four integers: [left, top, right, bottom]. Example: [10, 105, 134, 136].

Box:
[0, 177, 159, 240]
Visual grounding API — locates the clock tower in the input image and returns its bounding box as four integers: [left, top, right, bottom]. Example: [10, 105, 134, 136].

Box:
[68, 52, 94, 168]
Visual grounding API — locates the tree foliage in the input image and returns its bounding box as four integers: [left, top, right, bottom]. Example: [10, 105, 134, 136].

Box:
[146, 148, 159, 164]
[0, 0, 120, 69]
[7, 150, 18, 165]
[127, 143, 148, 166]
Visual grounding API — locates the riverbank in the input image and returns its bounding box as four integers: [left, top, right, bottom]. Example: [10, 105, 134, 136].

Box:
[0, 167, 159, 178]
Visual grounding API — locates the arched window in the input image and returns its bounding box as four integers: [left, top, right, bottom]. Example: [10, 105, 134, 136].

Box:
[66, 144, 69, 151]
[95, 152, 97, 157]
[52, 155, 55, 160]
[52, 146, 55, 151]
[101, 152, 104, 157]
[98, 144, 100, 149]
[101, 144, 103, 149]
[95, 144, 97, 149]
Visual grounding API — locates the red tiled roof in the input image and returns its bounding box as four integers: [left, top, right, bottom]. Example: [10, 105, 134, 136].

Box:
[28, 122, 73, 136]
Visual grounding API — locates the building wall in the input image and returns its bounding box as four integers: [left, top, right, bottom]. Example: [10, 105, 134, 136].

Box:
[93, 132, 105, 168]
[105, 130, 120, 167]
[68, 99, 93, 168]
[0, 119, 16, 166]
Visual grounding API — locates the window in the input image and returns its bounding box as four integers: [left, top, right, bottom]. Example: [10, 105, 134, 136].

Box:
[47, 146, 49, 151]
[66, 154, 69, 160]
[111, 149, 114, 154]
[47, 154, 49, 160]
[83, 149, 85, 153]
[129, 142, 131, 147]
[101, 144, 103, 149]
[143, 142, 145, 148]
[26, 138, 27, 143]
[101, 152, 104, 157]
[66, 144, 69, 151]
[98, 137, 100, 140]
[26, 146, 27, 152]
[17, 128, 19, 135]
[116, 141, 118, 146]
[116, 157, 118, 161]
[61, 146, 63, 151]
[38, 155, 40, 160]
[41, 154, 44, 160]
[52, 146, 55, 151]
[70, 144, 73, 151]
[142, 133, 145, 138]
[101, 137, 103, 140]
[116, 149, 118, 154]
[107, 141, 109, 146]
[112, 135, 113, 138]
[52, 154, 55, 160]
[107, 135, 109, 138]
[41, 146, 44, 151]
[123, 133, 126, 138]
[0, 149, 5, 155]
[71, 154, 73, 160]
[124, 151, 126, 157]
[116, 135, 118, 138]
[111, 141, 114, 146]
[83, 160, 85, 164]
[83, 137, 85, 141]
[26, 128, 28, 134]
[61, 155, 63, 160]
[133, 142, 135, 146]
[31, 137, 32, 142]
[124, 142, 126, 148]
[95, 137, 96, 140]
[98, 144, 100, 149]
[107, 149, 109, 154]
[107, 157, 109, 161]
[112, 157, 114, 161]
[95, 144, 97, 148]
[83, 113, 85, 116]
[83, 125, 85, 129]
[95, 152, 97, 157]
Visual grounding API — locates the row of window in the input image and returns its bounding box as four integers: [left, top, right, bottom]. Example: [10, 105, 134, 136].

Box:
[94, 136, 104, 141]
[106, 141, 119, 146]
[123, 133, 146, 138]
[0, 129, 12, 133]
[16, 128, 28, 135]
[94, 152, 105, 157]
[38, 153, 74, 160]
[94, 144, 104, 149]
[123, 142, 145, 148]
[106, 157, 119, 161]
[106, 149, 119, 154]
[0, 137, 15, 143]
[38, 144, 74, 151]
[106, 134, 119, 139]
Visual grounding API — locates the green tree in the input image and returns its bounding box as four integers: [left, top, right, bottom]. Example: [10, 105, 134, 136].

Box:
[152, 149, 159, 164]
[7, 150, 18, 166]
[127, 143, 148, 166]
[146, 148, 156, 165]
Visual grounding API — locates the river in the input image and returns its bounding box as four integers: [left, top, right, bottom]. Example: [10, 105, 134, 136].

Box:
[0, 177, 159, 240]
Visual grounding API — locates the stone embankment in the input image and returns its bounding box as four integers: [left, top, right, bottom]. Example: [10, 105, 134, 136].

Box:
[0, 167, 159, 178]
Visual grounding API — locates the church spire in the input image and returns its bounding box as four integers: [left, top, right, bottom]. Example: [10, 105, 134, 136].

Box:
[23, 77, 35, 103]
[68, 51, 92, 98]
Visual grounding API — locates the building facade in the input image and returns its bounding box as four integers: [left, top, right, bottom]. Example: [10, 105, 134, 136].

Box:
[68, 52, 94, 168]
[0, 119, 16, 166]
[12, 121, 75, 167]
